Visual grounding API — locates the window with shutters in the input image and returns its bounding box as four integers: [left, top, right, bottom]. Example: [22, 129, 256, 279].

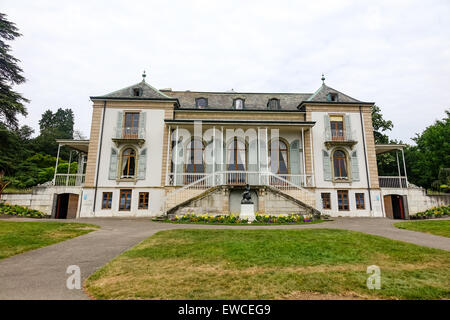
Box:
[123, 112, 140, 138]
[333, 150, 348, 180]
[330, 115, 344, 141]
[121, 148, 136, 178]
[337, 190, 349, 211]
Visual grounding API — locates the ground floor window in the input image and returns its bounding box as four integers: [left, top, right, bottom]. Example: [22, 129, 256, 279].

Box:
[355, 193, 365, 209]
[102, 192, 112, 209]
[337, 190, 349, 211]
[321, 193, 331, 209]
[139, 192, 149, 209]
[119, 189, 132, 211]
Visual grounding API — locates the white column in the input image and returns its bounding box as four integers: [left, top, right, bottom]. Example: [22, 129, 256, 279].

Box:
[401, 148, 408, 188]
[301, 128, 306, 186]
[53, 144, 61, 185]
[212, 126, 216, 186]
[309, 128, 314, 186]
[66, 150, 72, 186]
[257, 127, 261, 184]
[165, 125, 171, 185]
[174, 126, 179, 186]
[396, 151, 402, 188]
[265, 127, 269, 172]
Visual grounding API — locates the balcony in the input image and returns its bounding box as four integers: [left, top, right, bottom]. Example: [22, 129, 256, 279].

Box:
[53, 174, 85, 187]
[379, 176, 408, 188]
[324, 129, 357, 149]
[112, 127, 145, 147]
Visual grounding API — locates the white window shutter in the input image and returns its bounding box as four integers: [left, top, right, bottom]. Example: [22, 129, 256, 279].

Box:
[139, 112, 146, 138]
[138, 148, 147, 180]
[116, 112, 123, 136]
[344, 114, 351, 139]
[323, 150, 332, 181]
[109, 148, 118, 179]
[324, 114, 331, 139]
[351, 150, 360, 181]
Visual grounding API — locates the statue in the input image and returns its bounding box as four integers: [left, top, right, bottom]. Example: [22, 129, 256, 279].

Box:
[241, 184, 253, 204]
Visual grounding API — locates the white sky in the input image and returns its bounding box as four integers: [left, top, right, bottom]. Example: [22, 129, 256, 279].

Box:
[3, 0, 450, 143]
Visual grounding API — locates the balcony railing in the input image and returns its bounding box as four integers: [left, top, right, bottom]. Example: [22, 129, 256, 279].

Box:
[113, 127, 145, 139]
[53, 174, 85, 186]
[167, 171, 315, 188]
[324, 129, 357, 142]
[379, 176, 408, 188]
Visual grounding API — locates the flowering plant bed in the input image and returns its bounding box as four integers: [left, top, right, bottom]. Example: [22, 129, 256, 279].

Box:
[410, 205, 450, 220]
[155, 212, 323, 225]
[0, 203, 47, 218]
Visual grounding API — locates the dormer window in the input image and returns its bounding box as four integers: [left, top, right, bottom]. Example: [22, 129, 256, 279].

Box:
[267, 98, 280, 110]
[327, 93, 338, 102]
[133, 88, 142, 97]
[195, 97, 208, 109]
[233, 98, 244, 110]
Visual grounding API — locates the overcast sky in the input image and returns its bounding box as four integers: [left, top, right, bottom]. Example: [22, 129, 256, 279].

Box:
[3, 0, 450, 143]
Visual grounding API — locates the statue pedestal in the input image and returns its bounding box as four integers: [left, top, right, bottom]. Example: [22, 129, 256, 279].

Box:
[240, 203, 255, 222]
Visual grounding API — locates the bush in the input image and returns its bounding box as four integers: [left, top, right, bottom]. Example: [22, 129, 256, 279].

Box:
[161, 212, 316, 224]
[0, 202, 47, 218]
[410, 205, 450, 220]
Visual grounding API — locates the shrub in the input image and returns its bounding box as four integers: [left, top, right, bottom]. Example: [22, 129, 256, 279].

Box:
[0, 202, 47, 218]
[410, 205, 450, 220]
[162, 212, 316, 224]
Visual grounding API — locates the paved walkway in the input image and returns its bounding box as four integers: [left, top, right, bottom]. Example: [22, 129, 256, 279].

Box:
[0, 216, 449, 299]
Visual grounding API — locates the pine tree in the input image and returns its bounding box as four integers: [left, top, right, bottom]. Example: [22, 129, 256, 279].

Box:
[0, 12, 29, 129]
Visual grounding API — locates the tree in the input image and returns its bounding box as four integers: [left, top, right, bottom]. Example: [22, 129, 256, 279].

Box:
[405, 110, 450, 189]
[372, 105, 397, 175]
[34, 108, 74, 157]
[0, 13, 28, 129]
[372, 105, 393, 144]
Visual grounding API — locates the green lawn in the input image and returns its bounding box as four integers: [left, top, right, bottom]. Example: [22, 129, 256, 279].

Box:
[0, 220, 98, 259]
[395, 220, 450, 238]
[85, 229, 450, 300]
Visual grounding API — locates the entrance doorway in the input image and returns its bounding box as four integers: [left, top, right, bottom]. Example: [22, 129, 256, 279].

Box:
[55, 193, 79, 219]
[383, 194, 407, 219]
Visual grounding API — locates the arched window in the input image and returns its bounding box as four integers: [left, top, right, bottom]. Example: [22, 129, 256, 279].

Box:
[267, 98, 280, 110]
[121, 148, 136, 178]
[186, 139, 205, 173]
[195, 97, 208, 108]
[333, 150, 348, 179]
[270, 139, 289, 174]
[234, 98, 244, 110]
[227, 138, 246, 184]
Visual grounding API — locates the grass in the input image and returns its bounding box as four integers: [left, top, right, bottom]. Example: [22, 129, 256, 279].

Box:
[85, 229, 450, 300]
[395, 220, 450, 238]
[0, 220, 98, 259]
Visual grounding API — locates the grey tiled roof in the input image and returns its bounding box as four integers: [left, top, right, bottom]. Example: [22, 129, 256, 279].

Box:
[92, 81, 174, 100]
[307, 84, 360, 103]
[162, 84, 362, 110]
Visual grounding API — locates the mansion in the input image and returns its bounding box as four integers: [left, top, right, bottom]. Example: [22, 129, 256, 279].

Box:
[5, 74, 446, 219]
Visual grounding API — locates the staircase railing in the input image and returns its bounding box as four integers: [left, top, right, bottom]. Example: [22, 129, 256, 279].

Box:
[163, 171, 315, 214]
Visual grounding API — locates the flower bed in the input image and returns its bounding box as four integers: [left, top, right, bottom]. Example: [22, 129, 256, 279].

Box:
[158, 212, 319, 225]
[0, 202, 47, 218]
[410, 205, 450, 220]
